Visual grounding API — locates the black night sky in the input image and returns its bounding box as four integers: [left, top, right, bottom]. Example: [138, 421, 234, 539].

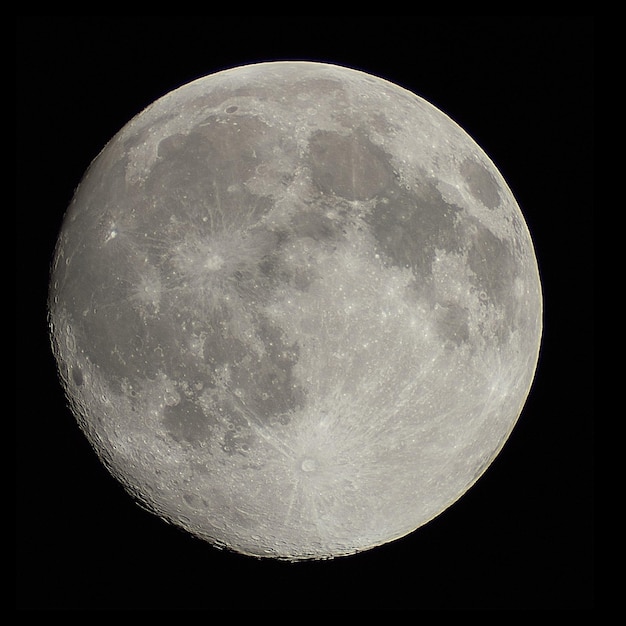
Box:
[15, 16, 593, 610]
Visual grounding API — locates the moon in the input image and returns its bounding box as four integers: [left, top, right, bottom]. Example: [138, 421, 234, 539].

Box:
[48, 61, 542, 561]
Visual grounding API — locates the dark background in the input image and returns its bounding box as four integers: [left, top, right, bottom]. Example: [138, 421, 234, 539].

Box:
[15, 16, 593, 610]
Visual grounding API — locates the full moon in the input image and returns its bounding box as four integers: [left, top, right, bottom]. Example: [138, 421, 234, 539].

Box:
[48, 61, 542, 560]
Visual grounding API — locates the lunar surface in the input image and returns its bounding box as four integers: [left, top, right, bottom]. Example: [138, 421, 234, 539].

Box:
[48, 61, 542, 560]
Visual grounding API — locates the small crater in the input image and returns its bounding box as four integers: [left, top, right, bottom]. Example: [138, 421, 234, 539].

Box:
[71, 365, 84, 386]
[164, 388, 180, 407]
[300, 458, 317, 472]
[183, 492, 203, 508]
[225, 105, 239, 113]
[204, 253, 224, 271]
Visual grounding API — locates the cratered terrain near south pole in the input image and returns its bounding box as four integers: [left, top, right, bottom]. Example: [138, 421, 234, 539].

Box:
[48, 61, 542, 560]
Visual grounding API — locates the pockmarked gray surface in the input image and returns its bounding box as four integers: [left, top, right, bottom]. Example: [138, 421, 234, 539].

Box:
[48, 61, 542, 560]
